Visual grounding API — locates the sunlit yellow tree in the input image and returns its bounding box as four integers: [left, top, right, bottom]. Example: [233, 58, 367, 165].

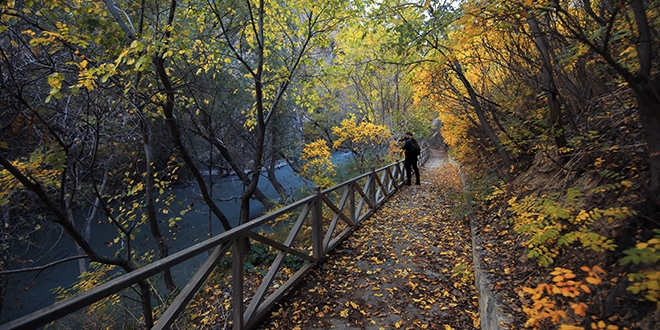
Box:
[332, 115, 393, 173]
[301, 139, 337, 188]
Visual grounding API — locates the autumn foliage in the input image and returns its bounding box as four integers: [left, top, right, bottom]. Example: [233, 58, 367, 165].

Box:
[1, 0, 659, 328]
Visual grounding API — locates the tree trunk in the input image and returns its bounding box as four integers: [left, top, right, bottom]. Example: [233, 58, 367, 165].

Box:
[152, 0, 232, 231]
[525, 9, 568, 150]
[211, 137, 275, 210]
[141, 118, 176, 292]
[267, 155, 289, 202]
[265, 128, 290, 202]
[67, 206, 88, 275]
[452, 60, 513, 168]
[73, 169, 109, 275]
[622, 0, 660, 200]
[154, 55, 232, 231]
[636, 95, 660, 203]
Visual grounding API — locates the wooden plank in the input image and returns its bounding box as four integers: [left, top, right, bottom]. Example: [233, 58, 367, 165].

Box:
[312, 187, 323, 260]
[326, 226, 356, 253]
[233, 238, 245, 329]
[369, 169, 376, 208]
[243, 262, 316, 329]
[384, 167, 395, 193]
[244, 231, 315, 262]
[350, 183, 356, 225]
[153, 241, 233, 330]
[274, 201, 313, 254]
[321, 194, 352, 226]
[355, 179, 375, 209]
[375, 170, 384, 204]
[321, 193, 352, 250]
[243, 251, 286, 322]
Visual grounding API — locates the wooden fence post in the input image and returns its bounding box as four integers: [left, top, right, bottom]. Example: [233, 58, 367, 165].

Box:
[312, 186, 324, 259]
[370, 167, 376, 208]
[232, 238, 244, 329]
[350, 182, 356, 225]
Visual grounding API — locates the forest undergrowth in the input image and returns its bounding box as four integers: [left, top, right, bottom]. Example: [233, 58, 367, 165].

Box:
[465, 89, 660, 330]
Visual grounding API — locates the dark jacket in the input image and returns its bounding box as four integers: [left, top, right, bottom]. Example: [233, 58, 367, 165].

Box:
[402, 138, 419, 160]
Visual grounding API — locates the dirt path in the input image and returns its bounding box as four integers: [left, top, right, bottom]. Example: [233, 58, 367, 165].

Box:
[259, 149, 479, 329]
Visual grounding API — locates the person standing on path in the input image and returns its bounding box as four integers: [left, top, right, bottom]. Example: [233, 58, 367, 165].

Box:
[401, 132, 420, 185]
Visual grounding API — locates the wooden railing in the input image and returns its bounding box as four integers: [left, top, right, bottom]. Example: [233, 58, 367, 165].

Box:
[2, 149, 429, 330]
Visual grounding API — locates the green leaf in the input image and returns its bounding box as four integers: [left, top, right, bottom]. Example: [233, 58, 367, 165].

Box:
[621, 256, 633, 265]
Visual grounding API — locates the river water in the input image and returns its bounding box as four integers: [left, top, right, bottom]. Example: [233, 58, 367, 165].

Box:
[1, 162, 316, 323]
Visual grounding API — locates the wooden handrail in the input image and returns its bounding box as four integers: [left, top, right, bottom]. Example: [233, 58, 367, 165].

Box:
[1, 149, 429, 330]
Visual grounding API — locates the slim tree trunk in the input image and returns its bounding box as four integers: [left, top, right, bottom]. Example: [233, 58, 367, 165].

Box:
[73, 169, 109, 275]
[141, 118, 176, 292]
[525, 8, 568, 149]
[267, 155, 289, 202]
[154, 57, 232, 231]
[241, 0, 267, 228]
[266, 128, 290, 202]
[210, 137, 275, 209]
[452, 60, 513, 168]
[620, 0, 660, 200]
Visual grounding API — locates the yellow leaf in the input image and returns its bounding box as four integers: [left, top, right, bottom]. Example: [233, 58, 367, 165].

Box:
[550, 268, 564, 276]
[340, 309, 349, 318]
[559, 325, 584, 330]
[395, 321, 403, 328]
[444, 325, 453, 330]
[570, 302, 588, 317]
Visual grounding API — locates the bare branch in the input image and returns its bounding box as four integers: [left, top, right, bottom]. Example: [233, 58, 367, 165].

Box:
[0, 255, 89, 275]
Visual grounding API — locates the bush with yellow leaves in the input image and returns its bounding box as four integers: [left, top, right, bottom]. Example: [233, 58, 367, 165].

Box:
[520, 266, 622, 330]
[301, 139, 337, 188]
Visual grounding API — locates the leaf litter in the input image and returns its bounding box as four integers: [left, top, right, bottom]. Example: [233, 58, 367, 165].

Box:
[259, 149, 479, 329]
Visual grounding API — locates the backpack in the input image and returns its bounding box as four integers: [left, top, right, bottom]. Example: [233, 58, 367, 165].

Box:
[411, 141, 421, 157]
